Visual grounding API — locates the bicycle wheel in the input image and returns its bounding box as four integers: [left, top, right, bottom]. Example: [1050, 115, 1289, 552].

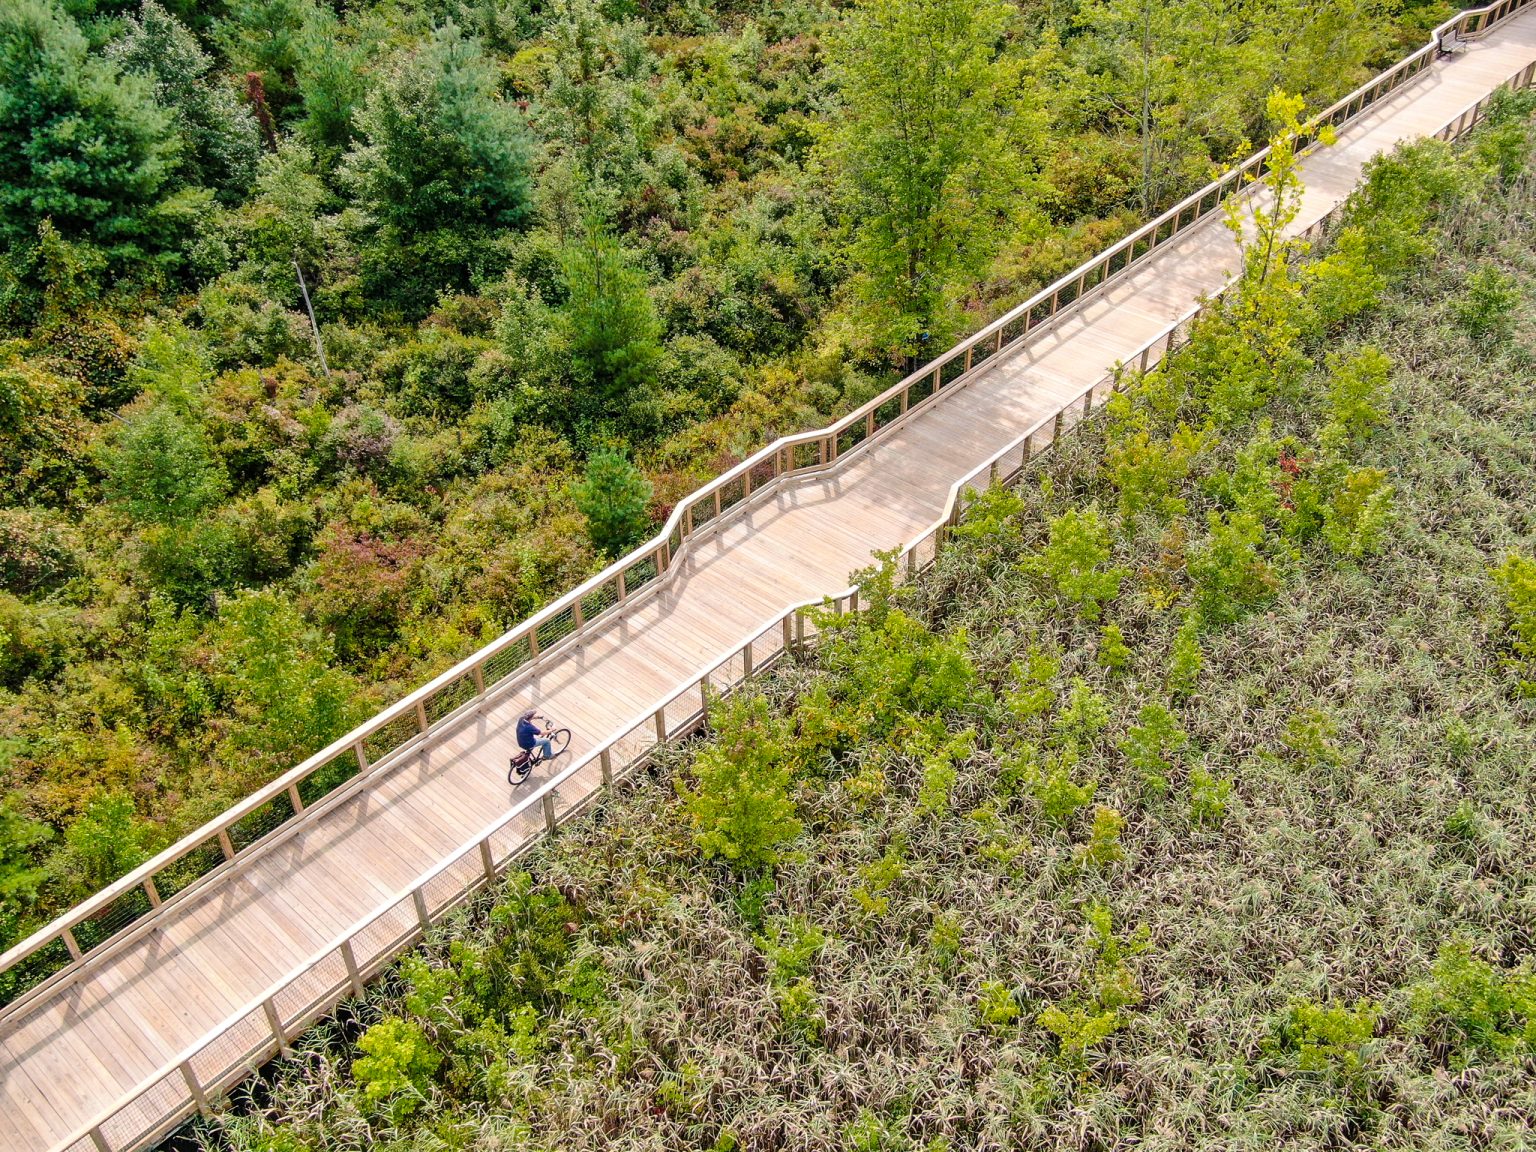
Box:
[545, 728, 572, 759]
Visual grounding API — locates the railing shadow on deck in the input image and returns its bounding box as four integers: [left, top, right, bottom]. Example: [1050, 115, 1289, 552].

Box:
[9, 3, 1536, 1147]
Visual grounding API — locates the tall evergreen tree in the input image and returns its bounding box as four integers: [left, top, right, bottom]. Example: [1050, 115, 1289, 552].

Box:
[343, 19, 534, 313]
[557, 213, 663, 429]
[107, 1, 261, 201]
[0, 0, 178, 261]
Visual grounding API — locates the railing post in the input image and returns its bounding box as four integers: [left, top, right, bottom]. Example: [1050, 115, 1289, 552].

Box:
[743, 640, 754, 675]
[782, 614, 793, 653]
[658, 539, 671, 573]
[288, 783, 304, 814]
[63, 926, 82, 960]
[600, 747, 613, 787]
[412, 888, 431, 932]
[354, 740, 369, 774]
[180, 1060, 209, 1115]
[714, 489, 722, 518]
[263, 998, 287, 1056]
[572, 597, 584, 631]
[143, 876, 161, 909]
[478, 838, 496, 882]
[542, 793, 558, 835]
[700, 673, 711, 725]
[989, 460, 999, 484]
[1052, 409, 1066, 442]
[865, 410, 875, 438]
[472, 663, 485, 696]
[654, 706, 667, 742]
[218, 828, 235, 861]
[89, 1128, 109, 1152]
[906, 548, 917, 578]
[340, 939, 366, 998]
[529, 625, 540, 659]
[617, 568, 627, 601]
[795, 609, 805, 650]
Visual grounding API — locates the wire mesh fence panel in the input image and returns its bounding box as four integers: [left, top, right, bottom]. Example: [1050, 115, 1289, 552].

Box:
[362, 711, 420, 770]
[536, 604, 577, 653]
[668, 523, 684, 554]
[623, 552, 660, 595]
[873, 394, 903, 431]
[582, 581, 618, 625]
[352, 897, 416, 971]
[480, 634, 532, 690]
[425, 673, 477, 727]
[908, 372, 937, 405]
[295, 744, 363, 811]
[229, 790, 296, 855]
[0, 933, 71, 1008]
[69, 885, 156, 954]
[62, 1136, 96, 1152]
[750, 458, 777, 490]
[836, 424, 864, 457]
[274, 952, 349, 1027]
[99, 1067, 186, 1152]
[153, 838, 227, 903]
[939, 356, 967, 386]
[719, 474, 747, 513]
[193, 1005, 269, 1089]
[791, 440, 821, 470]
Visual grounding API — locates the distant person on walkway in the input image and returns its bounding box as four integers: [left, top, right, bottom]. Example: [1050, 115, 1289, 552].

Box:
[516, 709, 554, 766]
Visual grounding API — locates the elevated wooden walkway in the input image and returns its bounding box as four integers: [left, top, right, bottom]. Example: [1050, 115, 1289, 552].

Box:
[4, 4, 1536, 1148]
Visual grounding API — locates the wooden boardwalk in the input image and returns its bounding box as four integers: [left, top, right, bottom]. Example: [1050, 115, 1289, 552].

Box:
[4, 7, 1536, 1149]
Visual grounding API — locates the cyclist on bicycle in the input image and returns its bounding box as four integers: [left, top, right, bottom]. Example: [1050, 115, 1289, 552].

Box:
[514, 709, 554, 778]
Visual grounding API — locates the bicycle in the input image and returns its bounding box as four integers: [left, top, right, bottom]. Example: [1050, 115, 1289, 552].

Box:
[508, 718, 572, 784]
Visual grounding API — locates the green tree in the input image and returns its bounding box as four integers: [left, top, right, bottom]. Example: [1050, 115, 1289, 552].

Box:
[293, 9, 368, 157]
[0, 794, 51, 908]
[573, 450, 653, 557]
[213, 589, 361, 782]
[344, 20, 534, 313]
[687, 693, 802, 872]
[822, 0, 1028, 356]
[56, 791, 156, 895]
[100, 404, 227, 524]
[215, 0, 314, 117]
[557, 214, 663, 428]
[0, 0, 179, 262]
[107, 1, 261, 201]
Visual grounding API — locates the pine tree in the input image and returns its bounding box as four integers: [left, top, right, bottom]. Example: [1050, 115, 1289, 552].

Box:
[0, 0, 179, 261]
[108, 1, 262, 201]
[573, 450, 653, 556]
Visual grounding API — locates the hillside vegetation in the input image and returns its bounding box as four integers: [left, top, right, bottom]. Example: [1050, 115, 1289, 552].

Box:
[0, 0, 1460, 948]
[201, 95, 1536, 1151]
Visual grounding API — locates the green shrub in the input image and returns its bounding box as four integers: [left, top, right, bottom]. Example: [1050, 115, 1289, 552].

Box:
[1188, 510, 1279, 626]
[851, 847, 905, 917]
[1035, 761, 1096, 828]
[1188, 767, 1232, 828]
[1409, 938, 1536, 1066]
[1076, 805, 1125, 867]
[928, 912, 962, 970]
[54, 791, 157, 897]
[978, 979, 1020, 1028]
[1096, 622, 1131, 672]
[1051, 678, 1109, 754]
[1321, 466, 1394, 558]
[686, 694, 801, 871]
[778, 977, 823, 1043]
[572, 449, 653, 557]
[1118, 703, 1188, 794]
[1266, 998, 1378, 1080]
[353, 1017, 442, 1115]
[1492, 553, 1536, 693]
[0, 795, 50, 910]
[1283, 707, 1343, 769]
[1167, 616, 1203, 700]
[1325, 346, 1392, 442]
[1039, 506, 1126, 620]
[1453, 264, 1520, 341]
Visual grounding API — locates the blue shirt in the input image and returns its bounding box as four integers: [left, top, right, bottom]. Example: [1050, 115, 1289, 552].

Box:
[516, 717, 539, 750]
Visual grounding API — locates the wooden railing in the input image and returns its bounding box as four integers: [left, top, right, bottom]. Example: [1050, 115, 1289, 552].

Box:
[49, 39, 1536, 1146]
[6, 0, 1532, 1030]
